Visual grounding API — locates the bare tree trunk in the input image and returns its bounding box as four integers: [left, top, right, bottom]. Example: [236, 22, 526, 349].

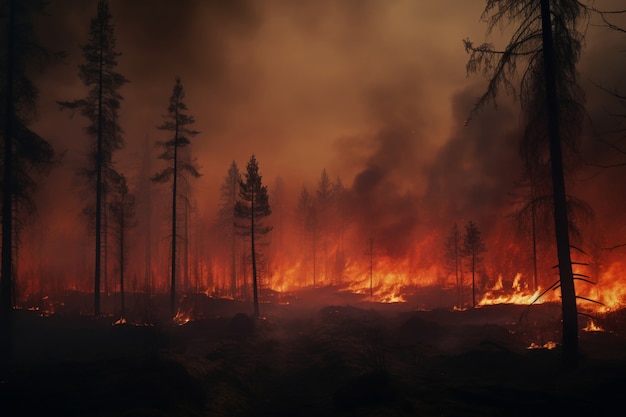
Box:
[540, 0, 578, 368]
[120, 212, 125, 318]
[472, 253, 476, 307]
[171, 112, 179, 317]
[183, 199, 189, 294]
[230, 227, 236, 298]
[94, 5, 105, 317]
[251, 191, 259, 318]
[1, 0, 16, 368]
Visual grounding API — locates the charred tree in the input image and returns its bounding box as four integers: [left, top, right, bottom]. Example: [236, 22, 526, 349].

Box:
[235, 155, 271, 318]
[217, 160, 240, 299]
[444, 223, 462, 307]
[152, 76, 201, 318]
[464, 0, 589, 368]
[109, 174, 136, 319]
[316, 168, 333, 283]
[58, 0, 127, 316]
[0, 0, 16, 367]
[1, 0, 57, 365]
[296, 186, 317, 287]
[462, 220, 486, 308]
[332, 176, 347, 284]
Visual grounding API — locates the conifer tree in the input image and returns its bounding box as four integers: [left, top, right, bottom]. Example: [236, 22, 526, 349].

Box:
[58, 0, 127, 316]
[462, 221, 486, 308]
[444, 223, 462, 307]
[152, 76, 200, 317]
[235, 155, 271, 318]
[464, 0, 588, 367]
[217, 160, 240, 298]
[109, 174, 136, 319]
[1, 0, 57, 364]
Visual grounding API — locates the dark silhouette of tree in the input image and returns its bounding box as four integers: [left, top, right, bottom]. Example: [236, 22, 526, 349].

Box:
[316, 168, 333, 283]
[152, 76, 201, 318]
[444, 223, 463, 307]
[269, 176, 286, 282]
[109, 174, 136, 319]
[235, 155, 271, 318]
[1, 0, 57, 365]
[464, 0, 588, 367]
[58, 0, 127, 316]
[463, 220, 486, 308]
[136, 135, 154, 295]
[217, 160, 240, 299]
[331, 176, 348, 284]
[296, 185, 317, 286]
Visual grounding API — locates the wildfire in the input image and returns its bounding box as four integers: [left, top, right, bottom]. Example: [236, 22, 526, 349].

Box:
[527, 341, 558, 350]
[479, 273, 550, 307]
[113, 317, 127, 326]
[583, 317, 604, 332]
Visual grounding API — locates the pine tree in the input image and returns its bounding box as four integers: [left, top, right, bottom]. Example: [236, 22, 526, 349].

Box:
[109, 174, 136, 319]
[462, 220, 486, 308]
[444, 223, 462, 307]
[235, 155, 271, 318]
[1, 0, 57, 364]
[152, 76, 201, 318]
[316, 169, 333, 283]
[464, 0, 588, 367]
[58, 0, 127, 316]
[217, 160, 240, 299]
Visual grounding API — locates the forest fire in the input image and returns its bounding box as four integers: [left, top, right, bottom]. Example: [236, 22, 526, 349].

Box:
[4, 1, 626, 416]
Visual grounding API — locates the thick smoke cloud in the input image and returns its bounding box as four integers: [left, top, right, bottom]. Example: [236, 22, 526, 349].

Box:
[18, 0, 626, 295]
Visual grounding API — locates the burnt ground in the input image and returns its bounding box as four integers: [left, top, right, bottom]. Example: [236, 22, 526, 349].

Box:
[2, 295, 626, 417]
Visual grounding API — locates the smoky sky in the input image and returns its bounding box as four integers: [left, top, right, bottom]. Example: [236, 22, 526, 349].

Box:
[24, 0, 626, 265]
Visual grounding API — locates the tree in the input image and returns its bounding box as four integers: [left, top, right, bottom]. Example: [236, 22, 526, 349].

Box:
[444, 223, 463, 307]
[58, 0, 127, 316]
[109, 174, 136, 319]
[331, 176, 348, 283]
[1, 0, 57, 365]
[152, 76, 201, 318]
[235, 155, 271, 318]
[463, 221, 486, 308]
[316, 168, 333, 283]
[217, 160, 240, 299]
[296, 186, 317, 286]
[464, 0, 588, 367]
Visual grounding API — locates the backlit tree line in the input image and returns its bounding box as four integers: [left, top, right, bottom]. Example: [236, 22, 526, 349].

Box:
[2, 0, 626, 369]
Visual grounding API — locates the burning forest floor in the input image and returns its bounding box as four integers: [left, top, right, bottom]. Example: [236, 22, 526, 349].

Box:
[2, 290, 626, 417]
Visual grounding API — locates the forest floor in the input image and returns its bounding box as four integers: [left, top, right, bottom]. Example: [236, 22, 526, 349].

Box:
[2, 293, 626, 417]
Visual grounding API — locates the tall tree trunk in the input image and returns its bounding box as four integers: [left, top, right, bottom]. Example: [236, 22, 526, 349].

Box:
[471, 253, 476, 308]
[540, 0, 578, 368]
[531, 193, 539, 291]
[230, 226, 236, 298]
[455, 245, 460, 308]
[184, 201, 189, 293]
[1, 0, 16, 367]
[171, 111, 179, 317]
[94, 5, 104, 316]
[120, 212, 125, 318]
[251, 190, 259, 318]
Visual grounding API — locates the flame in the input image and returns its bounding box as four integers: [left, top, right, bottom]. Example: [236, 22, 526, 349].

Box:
[173, 309, 191, 325]
[479, 273, 549, 306]
[527, 341, 558, 350]
[583, 317, 604, 332]
[113, 317, 127, 326]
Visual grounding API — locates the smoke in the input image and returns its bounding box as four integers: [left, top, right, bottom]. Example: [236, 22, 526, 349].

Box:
[15, 0, 626, 301]
[423, 84, 522, 234]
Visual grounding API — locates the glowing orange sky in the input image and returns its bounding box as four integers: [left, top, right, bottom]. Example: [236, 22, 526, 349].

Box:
[19, 0, 626, 301]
